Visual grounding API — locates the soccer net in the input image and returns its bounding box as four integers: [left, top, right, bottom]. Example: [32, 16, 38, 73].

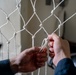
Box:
[0, 0, 76, 75]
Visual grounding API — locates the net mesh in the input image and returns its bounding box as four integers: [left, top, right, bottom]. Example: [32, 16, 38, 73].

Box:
[0, 0, 76, 75]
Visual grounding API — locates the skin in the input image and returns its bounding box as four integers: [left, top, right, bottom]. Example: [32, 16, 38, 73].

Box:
[10, 47, 47, 73]
[48, 33, 71, 66]
[10, 33, 71, 73]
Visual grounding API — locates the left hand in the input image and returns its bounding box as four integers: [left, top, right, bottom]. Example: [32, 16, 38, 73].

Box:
[10, 47, 47, 73]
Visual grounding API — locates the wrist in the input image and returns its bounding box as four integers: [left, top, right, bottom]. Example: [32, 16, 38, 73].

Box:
[10, 58, 18, 74]
[53, 51, 71, 66]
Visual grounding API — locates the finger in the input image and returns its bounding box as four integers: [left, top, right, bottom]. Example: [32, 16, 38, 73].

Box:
[37, 57, 47, 62]
[26, 47, 40, 53]
[37, 52, 47, 58]
[37, 52, 47, 62]
[48, 42, 54, 48]
[49, 53, 55, 58]
[40, 47, 47, 52]
[36, 62, 45, 67]
[49, 48, 54, 52]
[49, 51, 55, 58]
[48, 33, 59, 41]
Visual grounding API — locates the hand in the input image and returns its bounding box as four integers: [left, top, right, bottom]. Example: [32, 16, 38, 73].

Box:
[10, 47, 47, 73]
[48, 33, 71, 66]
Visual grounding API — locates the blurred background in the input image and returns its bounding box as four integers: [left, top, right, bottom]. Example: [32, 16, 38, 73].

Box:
[0, 0, 76, 75]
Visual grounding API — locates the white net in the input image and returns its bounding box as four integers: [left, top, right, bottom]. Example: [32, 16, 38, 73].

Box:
[0, 0, 76, 75]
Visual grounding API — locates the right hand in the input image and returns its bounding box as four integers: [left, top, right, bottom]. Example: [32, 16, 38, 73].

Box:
[48, 33, 71, 66]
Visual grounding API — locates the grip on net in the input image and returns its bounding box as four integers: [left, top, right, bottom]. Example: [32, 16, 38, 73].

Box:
[41, 38, 55, 69]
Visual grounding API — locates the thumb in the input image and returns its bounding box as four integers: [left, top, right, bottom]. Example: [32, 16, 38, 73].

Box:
[26, 47, 40, 53]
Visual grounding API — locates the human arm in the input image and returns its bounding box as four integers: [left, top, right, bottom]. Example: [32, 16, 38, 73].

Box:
[0, 60, 15, 75]
[48, 33, 76, 75]
[55, 58, 76, 75]
[10, 47, 47, 74]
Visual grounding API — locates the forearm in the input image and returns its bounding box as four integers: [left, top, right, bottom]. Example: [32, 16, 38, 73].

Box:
[0, 59, 16, 75]
[54, 58, 76, 75]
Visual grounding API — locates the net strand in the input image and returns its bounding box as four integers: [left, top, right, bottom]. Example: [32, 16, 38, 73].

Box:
[52, 12, 76, 35]
[0, 0, 22, 59]
[42, 0, 64, 23]
[54, 14, 62, 36]
[53, 0, 55, 9]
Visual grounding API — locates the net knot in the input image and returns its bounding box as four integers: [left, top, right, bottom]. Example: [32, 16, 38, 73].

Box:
[41, 38, 48, 50]
[58, 24, 61, 28]
[7, 41, 10, 44]
[6, 17, 10, 21]
[32, 35, 35, 39]
[39, 24, 43, 28]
